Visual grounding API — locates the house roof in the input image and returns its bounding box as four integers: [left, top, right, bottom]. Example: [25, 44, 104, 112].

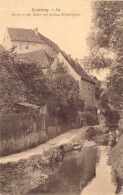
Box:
[16, 102, 40, 110]
[0, 45, 5, 53]
[38, 33, 60, 53]
[16, 49, 54, 66]
[7, 28, 61, 52]
[61, 51, 96, 84]
[7, 28, 46, 43]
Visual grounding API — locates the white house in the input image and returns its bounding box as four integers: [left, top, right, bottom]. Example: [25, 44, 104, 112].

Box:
[2, 27, 59, 56]
[51, 51, 97, 108]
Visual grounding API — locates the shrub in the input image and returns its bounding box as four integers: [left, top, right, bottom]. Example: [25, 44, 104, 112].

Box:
[0, 131, 48, 157]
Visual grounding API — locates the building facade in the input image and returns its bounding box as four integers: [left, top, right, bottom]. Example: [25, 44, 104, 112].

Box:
[52, 51, 97, 108]
[2, 28, 59, 56]
[80, 78, 96, 108]
[2, 27, 98, 109]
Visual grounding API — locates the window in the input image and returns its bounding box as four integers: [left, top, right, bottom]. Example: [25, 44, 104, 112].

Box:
[88, 83, 90, 90]
[26, 45, 29, 49]
[33, 43, 36, 50]
[84, 82, 86, 89]
[20, 43, 22, 50]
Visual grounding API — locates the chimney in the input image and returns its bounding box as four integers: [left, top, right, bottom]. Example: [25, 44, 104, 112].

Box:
[68, 54, 71, 61]
[75, 58, 78, 65]
[34, 28, 38, 36]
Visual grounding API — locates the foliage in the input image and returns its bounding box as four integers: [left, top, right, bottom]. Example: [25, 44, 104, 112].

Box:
[0, 51, 81, 119]
[0, 52, 26, 112]
[88, 1, 122, 53]
[83, 1, 123, 109]
[107, 63, 123, 109]
[0, 51, 51, 112]
[0, 131, 48, 156]
[48, 63, 80, 120]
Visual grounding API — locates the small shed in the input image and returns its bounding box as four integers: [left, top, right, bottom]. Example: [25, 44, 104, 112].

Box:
[14, 102, 47, 130]
[14, 102, 40, 113]
[14, 102, 47, 114]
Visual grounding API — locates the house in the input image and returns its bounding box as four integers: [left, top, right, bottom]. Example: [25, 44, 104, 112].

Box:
[16, 49, 54, 71]
[14, 102, 47, 114]
[51, 51, 97, 109]
[3, 27, 98, 109]
[0, 44, 5, 53]
[2, 27, 60, 56]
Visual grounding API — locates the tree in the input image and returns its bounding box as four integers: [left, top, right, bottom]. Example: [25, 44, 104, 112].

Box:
[0, 52, 26, 112]
[0, 51, 50, 112]
[0, 51, 81, 118]
[48, 63, 80, 121]
[84, 1, 123, 109]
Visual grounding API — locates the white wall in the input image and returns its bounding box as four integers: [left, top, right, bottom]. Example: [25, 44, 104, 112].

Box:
[56, 52, 81, 82]
[11, 41, 53, 54]
[2, 29, 53, 54]
[2, 29, 13, 50]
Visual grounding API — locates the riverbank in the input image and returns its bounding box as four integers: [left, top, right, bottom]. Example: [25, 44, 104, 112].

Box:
[108, 134, 123, 195]
[0, 126, 89, 194]
[0, 123, 120, 195]
[81, 145, 116, 195]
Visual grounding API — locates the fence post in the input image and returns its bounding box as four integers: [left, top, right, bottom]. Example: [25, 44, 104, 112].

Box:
[44, 114, 46, 129]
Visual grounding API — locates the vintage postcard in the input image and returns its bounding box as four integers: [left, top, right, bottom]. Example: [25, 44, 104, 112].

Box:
[0, 0, 123, 194]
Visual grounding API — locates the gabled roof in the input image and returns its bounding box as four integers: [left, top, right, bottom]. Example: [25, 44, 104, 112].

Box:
[16, 102, 40, 110]
[7, 28, 61, 53]
[61, 51, 95, 84]
[0, 45, 5, 53]
[16, 49, 54, 66]
[7, 28, 45, 43]
[38, 33, 60, 53]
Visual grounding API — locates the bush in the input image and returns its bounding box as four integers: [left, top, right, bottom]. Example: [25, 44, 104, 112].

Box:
[85, 127, 96, 140]
[0, 131, 48, 157]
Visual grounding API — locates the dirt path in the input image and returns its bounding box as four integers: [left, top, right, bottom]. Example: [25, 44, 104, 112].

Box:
[81, 146, 116, 195]
[0, 126, 88, 164]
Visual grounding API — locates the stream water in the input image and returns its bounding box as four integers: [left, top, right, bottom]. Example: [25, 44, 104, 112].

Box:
[30, 142, 117, 195]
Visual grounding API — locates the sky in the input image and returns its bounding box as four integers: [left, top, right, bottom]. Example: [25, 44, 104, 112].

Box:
[0, 0, 92, 59]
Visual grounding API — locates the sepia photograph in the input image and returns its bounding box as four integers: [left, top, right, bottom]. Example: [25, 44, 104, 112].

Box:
[0, 0, 123, 194]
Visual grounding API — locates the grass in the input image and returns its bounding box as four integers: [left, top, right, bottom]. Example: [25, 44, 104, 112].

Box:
[0, 130, 48, 156]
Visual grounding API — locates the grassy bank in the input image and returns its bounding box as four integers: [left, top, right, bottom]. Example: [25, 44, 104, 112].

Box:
[108, 135, 123, 194]
[0, 128, 86, 194]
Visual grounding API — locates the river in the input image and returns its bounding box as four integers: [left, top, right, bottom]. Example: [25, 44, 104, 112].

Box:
[29, 141, 116, 195]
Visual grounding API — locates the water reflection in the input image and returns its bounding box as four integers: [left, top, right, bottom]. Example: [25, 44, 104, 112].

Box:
[30, 145, 97, 195]
[29, 145, 116, 195]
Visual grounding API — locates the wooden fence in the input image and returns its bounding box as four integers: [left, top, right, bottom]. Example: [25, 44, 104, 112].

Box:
[0, 113, 58, 140]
